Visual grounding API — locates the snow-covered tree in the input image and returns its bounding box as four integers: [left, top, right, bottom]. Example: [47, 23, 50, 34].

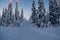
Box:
[36, 0, 46, 27]
[20, 9, 24, 22]
[2, 8, 5, 21]
[15, 0, 19, 21]
[13, 0, 20, 27]
[31, 0, 37, 23]
[58, 0, 60, 25]
[2, 8, 8, 26]
[6, 0, 13, 25]
[49, 0, 59, 26]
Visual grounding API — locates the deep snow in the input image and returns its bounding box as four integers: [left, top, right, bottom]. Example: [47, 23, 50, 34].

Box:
[0, 21, 60, 40]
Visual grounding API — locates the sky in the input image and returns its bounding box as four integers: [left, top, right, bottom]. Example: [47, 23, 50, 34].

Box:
[0, 0, 49, 20]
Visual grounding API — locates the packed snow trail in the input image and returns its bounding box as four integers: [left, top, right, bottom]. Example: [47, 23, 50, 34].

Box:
[0, 21, 60, 40]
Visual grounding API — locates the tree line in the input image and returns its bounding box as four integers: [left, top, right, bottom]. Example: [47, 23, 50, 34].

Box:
[31, 0, 60, 27]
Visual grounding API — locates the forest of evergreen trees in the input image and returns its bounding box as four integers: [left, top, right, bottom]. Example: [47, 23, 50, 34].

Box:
[0, 0, 24, 27]
[31, 0, 60, 27]
[0, 0, 60, 27]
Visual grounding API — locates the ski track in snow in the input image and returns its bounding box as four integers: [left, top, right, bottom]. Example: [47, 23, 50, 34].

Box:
[0, 21, 60, 40]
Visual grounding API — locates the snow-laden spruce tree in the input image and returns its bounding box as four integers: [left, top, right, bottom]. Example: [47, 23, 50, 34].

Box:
[2, 8, 5, 23]
[49, 0, 59, 26]
[2, 8, 8, 26]
[15, 0, 19, 21]
[36, 0, 46, 27]
[1, 8, 5, 26]
[58, 0, 60, 25]
[20, 9, 24, 22]
[6, 0, 13, 26]
[13, 0, 20, 27]
[31, 0, 37, 23]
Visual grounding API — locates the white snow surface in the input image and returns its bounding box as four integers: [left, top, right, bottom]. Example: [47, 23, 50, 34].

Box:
[0, 21, 60, 40]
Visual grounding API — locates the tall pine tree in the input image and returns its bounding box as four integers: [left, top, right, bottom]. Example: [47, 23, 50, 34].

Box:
[58, 0, 60, 25]
[15, 0, 19, 20]
[21, 9, 23, 19]
[2, 8, 8, 26]
[31, 0, 37, 23]
[49, 0, 59, 26]
[37, 0, 46, 27]
[20, 8, 24, 22]
[7, 0, 13, 25]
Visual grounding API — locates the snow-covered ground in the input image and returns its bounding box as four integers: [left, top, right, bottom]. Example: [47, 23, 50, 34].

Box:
[0, 21, 60, 40]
